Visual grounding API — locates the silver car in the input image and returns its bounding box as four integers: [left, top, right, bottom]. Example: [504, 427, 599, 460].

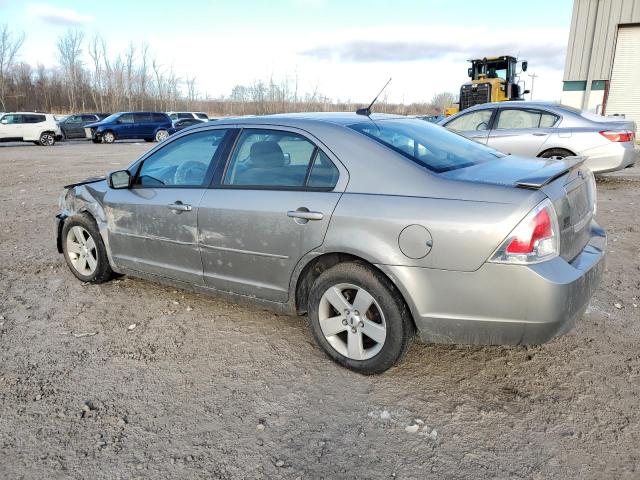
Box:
[55, 113, 605, 374]
[439, 101, 638, 173]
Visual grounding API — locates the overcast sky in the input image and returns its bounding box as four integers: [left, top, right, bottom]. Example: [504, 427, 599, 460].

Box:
[1, 0, 574, 104]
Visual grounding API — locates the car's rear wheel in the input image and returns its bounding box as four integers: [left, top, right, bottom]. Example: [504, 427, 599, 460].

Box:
[102, 131, 115, 144]
[155, 129, 169, 142]
[539, 148, 574, 160]
[308, 262, 414, 374]
[62, 215, 113, 284]
[39, 132, 55, 146]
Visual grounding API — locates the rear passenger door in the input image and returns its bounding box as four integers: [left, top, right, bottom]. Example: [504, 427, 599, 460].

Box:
[486, 108, 559, 156]
[198, 127, 347, 302]
[443, 109, 495, 144]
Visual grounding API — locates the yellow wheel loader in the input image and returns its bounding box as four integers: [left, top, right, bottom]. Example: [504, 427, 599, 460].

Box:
[446, 56, 529, 116]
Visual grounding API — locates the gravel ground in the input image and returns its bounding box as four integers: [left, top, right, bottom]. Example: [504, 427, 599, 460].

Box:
[0, 141, 638, 479]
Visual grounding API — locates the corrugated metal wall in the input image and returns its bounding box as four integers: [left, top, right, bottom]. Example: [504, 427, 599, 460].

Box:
[563, 0, 640, 81]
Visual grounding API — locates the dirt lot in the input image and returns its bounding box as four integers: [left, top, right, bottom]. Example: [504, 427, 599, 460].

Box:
[0, 140, 638, 479]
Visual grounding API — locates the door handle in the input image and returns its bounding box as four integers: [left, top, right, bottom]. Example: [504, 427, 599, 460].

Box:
[532, 132, 549, 136]
[167, 201, 192, 213]
[287, 210, 324, 221]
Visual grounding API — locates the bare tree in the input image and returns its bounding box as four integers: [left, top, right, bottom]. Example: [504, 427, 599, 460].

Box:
[429, 91, 458, 114]
[125, 42, 135, 110]
[0, 24, 25, 111]
[138, 42, 149, 110]
[57, 29, 85, 111]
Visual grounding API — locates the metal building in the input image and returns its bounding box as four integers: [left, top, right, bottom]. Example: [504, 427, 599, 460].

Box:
[562, 0, 640, 125]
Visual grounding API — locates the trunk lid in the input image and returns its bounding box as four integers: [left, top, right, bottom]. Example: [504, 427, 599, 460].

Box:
[441, 155, 595, 262]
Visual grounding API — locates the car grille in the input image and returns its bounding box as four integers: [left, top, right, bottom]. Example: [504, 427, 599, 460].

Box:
[460, 83, 491, 110]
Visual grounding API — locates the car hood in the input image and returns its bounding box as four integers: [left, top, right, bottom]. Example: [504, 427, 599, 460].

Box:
[439, 155, 585, 189]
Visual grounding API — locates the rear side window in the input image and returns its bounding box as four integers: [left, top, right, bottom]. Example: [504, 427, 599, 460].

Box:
[177, 113, 192, 119]
[82, 115, 97, 122]
[134, 113, 151, 123]
[223, 129, 338, 189]
[349, 118, 503, 173]
[152, 113, 168, 123]
[307, 151, 339, 188]
[195, 113, 208, 120]
[496, 109, 559, 129]
[446, 110, 493, 131]
[24, 114, 46, 123]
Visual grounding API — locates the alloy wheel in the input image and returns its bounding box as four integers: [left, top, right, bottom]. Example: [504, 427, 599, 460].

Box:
[40, 133, 54, 146]
[155, 130, 168, 142]
[66, 226, 98, 276]
[318, 283, 387, 361]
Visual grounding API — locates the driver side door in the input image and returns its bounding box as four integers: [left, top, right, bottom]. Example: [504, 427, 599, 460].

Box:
[443, 108, 495, 144]
[103, 129, 230, 284]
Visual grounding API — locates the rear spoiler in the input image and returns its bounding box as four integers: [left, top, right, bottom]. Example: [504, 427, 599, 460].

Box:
[515, 156, 586, 189]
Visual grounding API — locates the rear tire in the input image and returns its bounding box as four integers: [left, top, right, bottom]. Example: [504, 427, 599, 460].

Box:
[62, 215, 113, 284]
[39, 132, 55, 146]
[539, 148, 574, 160]
[102, 131, 115, 144]
[155, 129, 169, 142]
[307, 262, 414, 374]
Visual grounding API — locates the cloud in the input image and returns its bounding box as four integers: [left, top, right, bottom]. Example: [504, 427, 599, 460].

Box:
[27, 3, 93, 26]
[300, 28, 568, 71]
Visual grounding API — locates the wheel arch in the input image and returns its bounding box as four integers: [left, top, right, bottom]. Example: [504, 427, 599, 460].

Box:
[537, 146, 576, 158]
[293, 252, 416, 330]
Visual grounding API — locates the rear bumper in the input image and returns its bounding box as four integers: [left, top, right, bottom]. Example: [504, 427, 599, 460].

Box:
[582, 142, 638, 173]
[378, 222, 606, 346]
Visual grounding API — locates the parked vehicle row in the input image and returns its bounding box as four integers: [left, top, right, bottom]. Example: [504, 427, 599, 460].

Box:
[56, 113, 605, 374]
[438, 101, 638, 173]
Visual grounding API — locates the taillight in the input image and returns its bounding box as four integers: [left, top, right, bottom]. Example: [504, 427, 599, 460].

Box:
[599, 130, 635, 142]
[490, 199, 559, 264]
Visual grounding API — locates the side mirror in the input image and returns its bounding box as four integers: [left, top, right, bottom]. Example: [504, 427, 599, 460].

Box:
[108, 170, 131, 189]
[522, 61, 528, 72]
[467, 67, 472, 77]
[523, 89, 531, 95]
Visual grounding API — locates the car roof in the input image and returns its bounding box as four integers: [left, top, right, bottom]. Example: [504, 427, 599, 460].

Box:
[212, 111, 406, 128]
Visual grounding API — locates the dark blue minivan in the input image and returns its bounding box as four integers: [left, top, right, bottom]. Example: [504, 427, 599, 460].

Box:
[84, 112, 175, 144]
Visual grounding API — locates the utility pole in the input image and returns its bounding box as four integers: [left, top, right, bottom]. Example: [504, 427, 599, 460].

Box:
[528, 73, 538, 100]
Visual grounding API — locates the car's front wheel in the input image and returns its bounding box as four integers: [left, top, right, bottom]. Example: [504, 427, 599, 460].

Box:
[39, 132, 55, 146]
[62, 215, 113, 284]
[155, 129, 169, 142]
[308, 262, 414, 374]
[102, 131, 115, 144]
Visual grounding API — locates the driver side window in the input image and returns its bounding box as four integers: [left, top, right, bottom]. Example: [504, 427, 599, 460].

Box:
[136, 129, 228, 187]
[446, 109, 494, 132]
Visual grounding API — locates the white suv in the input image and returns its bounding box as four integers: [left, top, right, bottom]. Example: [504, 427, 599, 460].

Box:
[167, 111, 209, 121]
[0, 112, 63, 146]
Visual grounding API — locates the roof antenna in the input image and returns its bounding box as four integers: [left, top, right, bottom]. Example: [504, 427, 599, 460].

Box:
[356, 77, 392, 116]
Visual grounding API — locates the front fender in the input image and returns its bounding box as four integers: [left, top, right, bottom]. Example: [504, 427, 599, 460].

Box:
[57, 180, 121, 272]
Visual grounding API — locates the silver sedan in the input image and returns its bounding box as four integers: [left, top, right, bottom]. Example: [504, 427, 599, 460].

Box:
[439, 101, 638, 173]
[55, 113, 605, 374]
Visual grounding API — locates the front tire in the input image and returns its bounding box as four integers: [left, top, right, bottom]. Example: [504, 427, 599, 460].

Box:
[102, 131, 115, 144]
[308, 262, 414, 374]
[155, 129, 169, 142]
[62, 215, 113, 284]
[39, 132, 55, 146]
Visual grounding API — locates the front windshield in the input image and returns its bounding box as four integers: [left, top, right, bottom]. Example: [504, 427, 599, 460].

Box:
[348, 118, 504, 173]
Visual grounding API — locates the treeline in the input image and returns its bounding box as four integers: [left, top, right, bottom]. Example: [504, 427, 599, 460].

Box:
[0, 25, 456, 116]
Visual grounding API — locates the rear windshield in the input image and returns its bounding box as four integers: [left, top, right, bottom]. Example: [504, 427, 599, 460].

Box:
[348, 118, 504, 173]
